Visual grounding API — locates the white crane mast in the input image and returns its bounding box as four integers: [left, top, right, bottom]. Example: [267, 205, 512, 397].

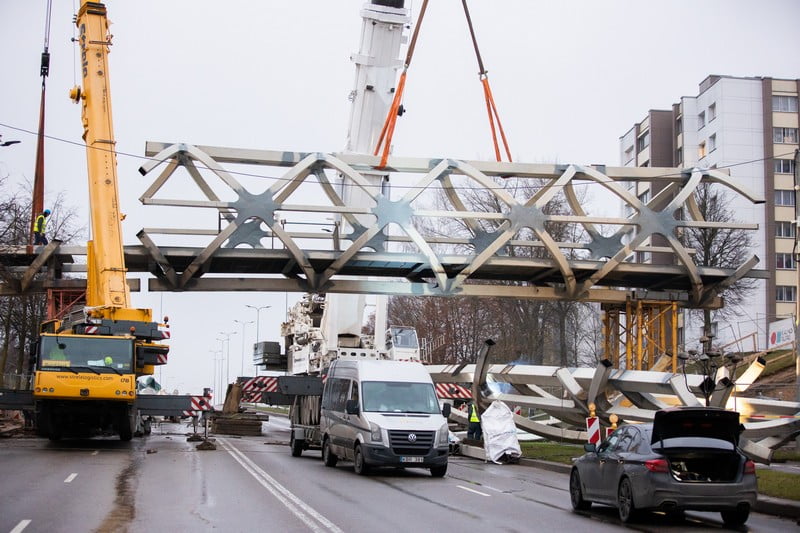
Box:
[321, 1, 411, 354]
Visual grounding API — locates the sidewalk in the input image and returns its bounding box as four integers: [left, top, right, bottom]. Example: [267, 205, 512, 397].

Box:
[459, 444, 800, 520]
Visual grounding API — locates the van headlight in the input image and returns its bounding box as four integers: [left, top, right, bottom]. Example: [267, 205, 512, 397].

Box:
[369, 422, 383, 444]
[438, 422, 449, 446]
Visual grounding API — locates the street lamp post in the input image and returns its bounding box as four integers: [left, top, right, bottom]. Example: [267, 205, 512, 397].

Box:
[209, 349, 221, 400]
[234, 319, 254, 377]
[217, 331, 237, 388]
[245, 304, 271, 345]
[246, 305, 271, 376]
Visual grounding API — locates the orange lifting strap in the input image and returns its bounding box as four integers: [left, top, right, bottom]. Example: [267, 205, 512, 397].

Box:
[374, 0, 429, 169]
[462, 0, 512, 162]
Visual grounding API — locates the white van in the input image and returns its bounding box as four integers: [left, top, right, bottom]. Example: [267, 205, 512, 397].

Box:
[320, 359, 451, 477]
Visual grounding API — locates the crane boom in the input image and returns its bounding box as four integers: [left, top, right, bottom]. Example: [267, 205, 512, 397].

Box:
[28, 0, 170, 441]
[71, 0, 130, 311]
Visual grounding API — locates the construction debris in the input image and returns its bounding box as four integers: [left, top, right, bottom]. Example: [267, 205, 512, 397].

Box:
[210, 412, 268, 436]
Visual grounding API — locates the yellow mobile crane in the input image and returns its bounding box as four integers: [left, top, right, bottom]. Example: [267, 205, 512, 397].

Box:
[33, 0, 169, 440]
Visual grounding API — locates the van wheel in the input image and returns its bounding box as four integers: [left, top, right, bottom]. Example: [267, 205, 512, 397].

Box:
[290, 434, 303, 457]
[323, 438, 338, 467]
[430, 464, 447, 478]
[353, 444, 370, 475]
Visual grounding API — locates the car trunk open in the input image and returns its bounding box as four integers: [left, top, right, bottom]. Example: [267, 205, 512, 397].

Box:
[660, 448, 742, 482]
[651, 407, 744, 483]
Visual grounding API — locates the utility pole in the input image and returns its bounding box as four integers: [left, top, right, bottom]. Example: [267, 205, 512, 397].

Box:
[793, 149, 800, 412]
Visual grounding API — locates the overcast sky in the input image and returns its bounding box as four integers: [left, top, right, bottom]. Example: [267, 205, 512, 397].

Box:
[1, 1, 798, 395]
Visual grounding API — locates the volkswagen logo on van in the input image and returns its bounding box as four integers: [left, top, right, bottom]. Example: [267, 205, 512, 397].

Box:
[407, 433, 417, 443]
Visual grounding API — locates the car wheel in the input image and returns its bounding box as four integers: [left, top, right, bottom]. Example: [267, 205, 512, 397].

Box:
[617, 477, 638, 523]
[290, 434, 303, 457]
[353, 444, 370, 475]
[569, 469, 591, 511]
[430, 464, 447, 478]
[322, 438, 338, 467]
[720, 507, 750, 527]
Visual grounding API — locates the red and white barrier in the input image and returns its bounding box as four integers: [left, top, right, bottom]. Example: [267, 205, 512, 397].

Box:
[434, 383, 471, 400]
[586, 416, 601, 444]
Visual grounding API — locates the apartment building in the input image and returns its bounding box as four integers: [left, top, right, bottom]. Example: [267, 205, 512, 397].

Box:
[619, 75, 799, 351]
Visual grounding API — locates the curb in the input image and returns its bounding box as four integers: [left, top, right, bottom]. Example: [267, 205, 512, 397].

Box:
[754, 494, 800, 520]
[459, 445, 800, 520]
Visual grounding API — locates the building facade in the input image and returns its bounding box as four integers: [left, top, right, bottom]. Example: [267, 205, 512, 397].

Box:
[619, 75, 799, 352]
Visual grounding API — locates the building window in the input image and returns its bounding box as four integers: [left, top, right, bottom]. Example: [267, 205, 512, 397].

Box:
[776, 221, 796, 238]
[638, 190, 651, 204]
[708, 103, 716, 121]
[776, 253, 796, 269]
[624, 146, 634, 164]
[637, 250, 652, 263]
[774, 159, 796, 174]
[676, 147, 683, 165]
[777, 285, 797, 302]
[773, 127, 799, 144]
[640, 159, 650, 167]
[698, 141, 707, 159]
[675, 117, 682, 134]
[698, 111, 706, 128]
[709, 134, 717, 152]
[637, 131, 650, 152]
[773, 95, 799, 112]
[775, 189, 796, 206]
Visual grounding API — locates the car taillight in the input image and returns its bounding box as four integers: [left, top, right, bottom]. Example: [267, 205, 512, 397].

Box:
[645, 459, 669, 473]
[744, 460, 756, 475]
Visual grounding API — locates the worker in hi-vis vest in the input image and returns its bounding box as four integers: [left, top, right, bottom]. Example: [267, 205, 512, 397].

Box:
[34, 209, 51, 245]
[467, 402, 482, 440]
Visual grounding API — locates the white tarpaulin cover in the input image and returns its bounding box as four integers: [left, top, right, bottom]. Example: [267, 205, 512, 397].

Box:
[481, 400, 521, 464]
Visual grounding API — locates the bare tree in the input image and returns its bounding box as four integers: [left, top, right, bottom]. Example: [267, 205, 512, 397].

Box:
[682, 183, 756, 346]
[387, 176, 596, 367]
[0, 175, 83, 386]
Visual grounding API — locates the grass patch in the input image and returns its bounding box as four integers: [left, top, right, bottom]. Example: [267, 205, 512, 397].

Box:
[756, 468, 800, 501]
[772, 448, 800, 463]
[757, 352, 795, 378]
[520, 441, 583, 464]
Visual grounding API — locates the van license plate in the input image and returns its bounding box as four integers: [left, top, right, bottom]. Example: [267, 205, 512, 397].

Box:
[400, 456, 424, 463]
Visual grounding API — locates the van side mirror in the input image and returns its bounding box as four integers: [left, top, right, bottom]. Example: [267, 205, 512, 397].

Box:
[441, 403, 451, 417]
[345, 399, 359, 415]
[583, 443, 596, 453]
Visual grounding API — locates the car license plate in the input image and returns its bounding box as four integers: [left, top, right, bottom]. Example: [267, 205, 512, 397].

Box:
[400, 456, 424, 463]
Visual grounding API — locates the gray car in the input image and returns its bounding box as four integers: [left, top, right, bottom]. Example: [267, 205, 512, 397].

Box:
[569, 407, 757, 526]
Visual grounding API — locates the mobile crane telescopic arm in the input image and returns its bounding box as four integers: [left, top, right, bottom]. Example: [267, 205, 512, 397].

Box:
[71, 0, 130, 311]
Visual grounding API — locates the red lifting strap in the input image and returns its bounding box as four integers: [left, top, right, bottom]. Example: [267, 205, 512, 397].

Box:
[374, 0, 429, 169]
[462, 0, 512, 162]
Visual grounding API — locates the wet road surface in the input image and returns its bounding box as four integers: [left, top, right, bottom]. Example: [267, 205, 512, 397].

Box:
[0, 417, 796, 532]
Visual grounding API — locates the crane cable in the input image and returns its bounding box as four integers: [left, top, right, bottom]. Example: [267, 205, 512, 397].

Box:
[373, 0, 429, 169]
[462, 0, 512, 163]
[30, 0, 54, 246]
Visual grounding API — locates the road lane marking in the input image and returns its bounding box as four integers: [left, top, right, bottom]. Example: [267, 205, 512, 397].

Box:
[218, 437, 343, 533]
[10, 520, 31, 533]
[64, 473, 78, 483]
[91, 450, 99, 456]
[457, 485, 491, 497]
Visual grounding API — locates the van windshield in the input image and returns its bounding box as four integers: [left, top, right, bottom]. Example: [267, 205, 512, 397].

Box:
[362, 381, 440, 414]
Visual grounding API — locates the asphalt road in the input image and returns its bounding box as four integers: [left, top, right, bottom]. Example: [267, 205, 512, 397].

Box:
[0, 418, 796, 533]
